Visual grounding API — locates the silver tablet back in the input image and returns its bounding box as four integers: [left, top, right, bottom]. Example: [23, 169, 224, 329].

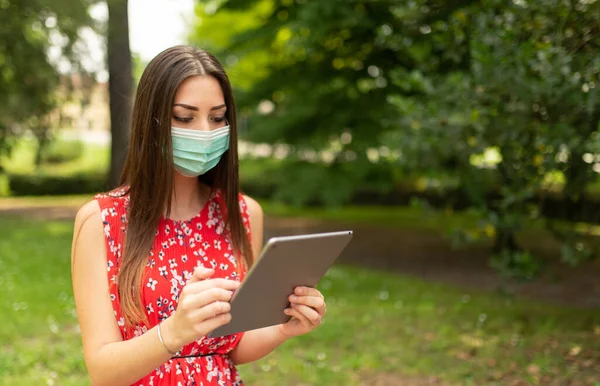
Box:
[207, 230, 353, 338]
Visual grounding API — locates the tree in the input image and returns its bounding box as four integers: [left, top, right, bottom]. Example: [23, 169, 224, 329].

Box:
[191, 0, 475, 205]
[389, 0, 600, 277]
[0, 0, 94, 169]
[106, 0, 133, 188]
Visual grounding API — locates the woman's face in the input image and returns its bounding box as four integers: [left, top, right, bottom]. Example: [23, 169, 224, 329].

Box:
[171, 75, 228, 132]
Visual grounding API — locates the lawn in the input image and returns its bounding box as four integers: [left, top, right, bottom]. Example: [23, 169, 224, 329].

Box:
[0, 214, 599, 385]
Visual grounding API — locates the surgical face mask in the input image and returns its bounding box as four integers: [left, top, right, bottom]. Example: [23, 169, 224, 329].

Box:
[171, 125, 230, 177]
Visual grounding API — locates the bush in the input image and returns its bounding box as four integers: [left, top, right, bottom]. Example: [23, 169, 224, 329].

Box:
[41, 140, 84, 164]
[8, 172, 109, 196]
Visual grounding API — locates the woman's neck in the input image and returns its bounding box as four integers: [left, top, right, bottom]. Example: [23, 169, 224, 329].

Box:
[168, 172, 211, 221]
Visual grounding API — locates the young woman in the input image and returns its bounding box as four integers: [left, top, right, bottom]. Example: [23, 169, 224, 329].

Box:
[71, 46, 327, 386]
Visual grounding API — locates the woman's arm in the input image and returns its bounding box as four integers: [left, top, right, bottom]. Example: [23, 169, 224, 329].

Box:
[71, 201, 175, 386]
[71, 201, 237, 386]
[229, 195, 328, 365]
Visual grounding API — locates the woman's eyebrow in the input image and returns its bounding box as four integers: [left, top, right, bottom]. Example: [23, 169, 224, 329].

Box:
[173, 103, 198, 111]
[172, 103, 226, 111]
[210, 104, 226, 111]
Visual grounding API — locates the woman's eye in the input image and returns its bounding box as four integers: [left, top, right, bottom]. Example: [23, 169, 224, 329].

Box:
[174, 116, 193, 123]
[212, 116, 226, 123]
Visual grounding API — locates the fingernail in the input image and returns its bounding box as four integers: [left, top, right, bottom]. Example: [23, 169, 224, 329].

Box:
[284, 308, 291, 314]
[289, 295, 297, 301]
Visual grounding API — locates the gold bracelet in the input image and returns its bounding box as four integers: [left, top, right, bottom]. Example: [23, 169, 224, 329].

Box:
[157, 321, 178, 355]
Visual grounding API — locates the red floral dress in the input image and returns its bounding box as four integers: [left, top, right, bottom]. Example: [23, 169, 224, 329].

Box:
[94, 187, 251, 385]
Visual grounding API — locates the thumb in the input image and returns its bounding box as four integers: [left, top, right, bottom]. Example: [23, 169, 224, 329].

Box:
[187, 266, 214, 284]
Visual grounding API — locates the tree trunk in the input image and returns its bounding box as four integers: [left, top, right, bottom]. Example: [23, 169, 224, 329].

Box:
[106, 0, 132, 188]
[493, 228, 519, 253]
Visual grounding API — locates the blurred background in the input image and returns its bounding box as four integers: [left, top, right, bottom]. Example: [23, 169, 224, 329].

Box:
[1, 0, 600, 385]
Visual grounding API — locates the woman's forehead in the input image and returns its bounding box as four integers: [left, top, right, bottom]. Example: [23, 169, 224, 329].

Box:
[173, 75, 225, 108]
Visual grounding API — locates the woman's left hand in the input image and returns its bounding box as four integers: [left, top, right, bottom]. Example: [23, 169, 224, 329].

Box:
[278, 286, 327, 339]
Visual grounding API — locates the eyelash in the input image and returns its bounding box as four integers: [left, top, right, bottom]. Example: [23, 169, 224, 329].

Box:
[173, 116, 226, 123]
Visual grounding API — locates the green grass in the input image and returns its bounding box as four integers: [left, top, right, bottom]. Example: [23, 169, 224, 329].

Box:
[0, 138, 109, 197]
[260, 200, 482, 232]
[2, 138, 109, 176]
[1, 215, 599, 385]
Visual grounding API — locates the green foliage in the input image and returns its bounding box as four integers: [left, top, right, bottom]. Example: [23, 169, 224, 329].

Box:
[0, 0, 95, 166]
[8, 172, 108, 196]
[40, 139, 84, 165]
[194, 0, 600, 276]
[402, 0, 600, 275]
[192, 0, 474, 206]
[1, 137, 109, 196]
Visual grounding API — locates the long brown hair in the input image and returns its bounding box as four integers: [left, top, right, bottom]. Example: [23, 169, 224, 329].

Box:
[117, 46, 253, 327]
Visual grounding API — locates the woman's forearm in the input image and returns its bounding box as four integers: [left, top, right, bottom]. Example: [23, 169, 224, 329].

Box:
[87, 319, 180, 386]
[229, 325, 288, 365]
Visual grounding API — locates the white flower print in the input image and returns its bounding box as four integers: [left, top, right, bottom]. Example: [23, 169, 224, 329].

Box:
[169, 258, 177, 269]
[147, 278, 158, 291]
[182, 254, 188, 263]
[158, 266, 168, 278]
[133, 325, 148, 337]
[146, 303, 154, 314]
[214, 239, 222, 250]
[219, 263, 228, 271]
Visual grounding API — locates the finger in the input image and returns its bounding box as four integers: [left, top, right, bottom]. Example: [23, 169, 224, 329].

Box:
[290, 303, 322, 326]
[188, 300, 231, 325]
[187, 266, 214, 284]
[180, 287, 235, 311]
[284, 307, 313, 330]
[294, 286, 323, 299]
[288, 295, 326, 313]
[183, 278, 240, 295]
[198, 312, 233, 336]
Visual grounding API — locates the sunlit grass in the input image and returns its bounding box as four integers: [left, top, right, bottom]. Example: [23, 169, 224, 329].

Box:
[0, 216, 598, 385]
[2, 138, 109, 176]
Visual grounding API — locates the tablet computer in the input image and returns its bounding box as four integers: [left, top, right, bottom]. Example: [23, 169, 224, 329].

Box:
[207, 230, 353, 338]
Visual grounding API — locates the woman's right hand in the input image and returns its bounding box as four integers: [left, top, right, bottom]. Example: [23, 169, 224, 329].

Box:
[160, 266, 240, 352]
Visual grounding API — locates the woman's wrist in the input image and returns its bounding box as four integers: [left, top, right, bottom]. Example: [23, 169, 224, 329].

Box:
[274, 324, 294, 341]
[159, 316, 185, 353]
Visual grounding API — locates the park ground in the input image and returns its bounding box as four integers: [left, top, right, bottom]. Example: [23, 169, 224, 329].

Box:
[1, 195, 599, 385]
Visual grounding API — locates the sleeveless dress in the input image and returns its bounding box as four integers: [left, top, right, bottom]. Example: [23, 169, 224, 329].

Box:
[94, 187, 252, 386]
